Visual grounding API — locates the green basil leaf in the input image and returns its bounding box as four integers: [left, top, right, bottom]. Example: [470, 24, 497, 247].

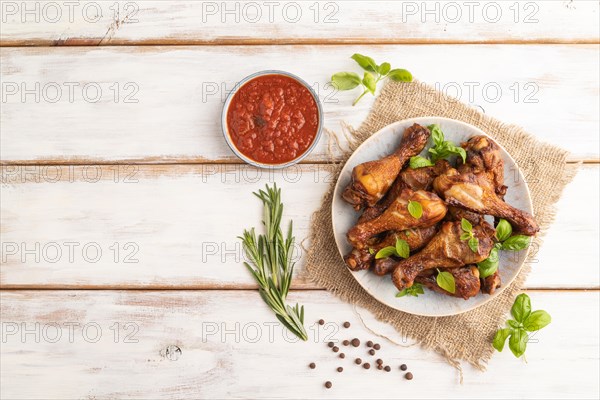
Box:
[331, 72, 361, 90]
[459, 232, 472, 241]
[436, 271, 456, 294]
[493, 328, 512, 352]
[409, 156, 434, 169]
[378, 62, 391, 76]
[427, 124, 445, 147]
[388, 68, 413, 82]
[523, 310, 551, 331]
[395, 239, 410, 259]
[396, 283, 424, 298]
[509, 328, 528, 358]
[511, 293, 532, 322]
[461, 218, 473, 232]
[407, 200, 423, 219]
[454, 146, 467, 163]
[495, 219, 513, 242]
[502, 235, 531, 251]
[507, 319, 521, 329]
[477, 247, 499, 278]
[414, 283, 425, 295]
[375, 246, 397, 259]
[351, 53, 378, 72]
[362, 72, 377, 94]
[468, 236, 479, 253]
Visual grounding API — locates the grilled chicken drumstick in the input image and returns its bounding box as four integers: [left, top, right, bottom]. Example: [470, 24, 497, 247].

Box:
[391, 221, 495, 291]
[342, 124, 430, 210]
[345, 226, 438, 271]
[458, 135, 507, 199]
[358, 159, 450, 224]
[481, 270, 502, 295]
[433, 168, 539, 236]
[415, 266, 481, 300]
[347, 189, 447, 249]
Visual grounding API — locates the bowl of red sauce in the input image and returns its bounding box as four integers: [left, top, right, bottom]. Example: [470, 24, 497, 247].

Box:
[222, 70, 323, 168]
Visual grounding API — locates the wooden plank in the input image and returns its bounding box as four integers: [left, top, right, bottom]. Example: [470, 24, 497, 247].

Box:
[1, 290, 598, 399]
[1, 164, 597, 289]
[1, 45, 598, 163]
[1, 1, 599, 45]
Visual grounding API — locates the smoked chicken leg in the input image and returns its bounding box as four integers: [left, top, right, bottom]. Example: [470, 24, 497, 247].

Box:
[347, 189, 447, 249]
[391, 221, 495, 291]
[358, 159, 450, 224]
[458, 135, 507, 199]
[345, 225, 438, 271]
[342, 123, 430, 210]
[433, 168, 539, 236]
[481, 270, 502, 295]
[415, 266, 481, 300]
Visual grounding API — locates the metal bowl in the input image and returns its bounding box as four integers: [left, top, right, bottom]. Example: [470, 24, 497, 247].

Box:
[221, 70, 323, 169]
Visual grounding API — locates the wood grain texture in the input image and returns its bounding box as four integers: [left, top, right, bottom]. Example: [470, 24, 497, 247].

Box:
[1, 45, 598, 164]
[1, 164, 597, 289]
[1, 290, 598, 399]
[1, 1, 599, 46]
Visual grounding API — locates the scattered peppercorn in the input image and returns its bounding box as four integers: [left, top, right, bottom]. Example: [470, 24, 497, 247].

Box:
[351, 338, 360, 347]
[343, 322, 351, 328]
[363, 363, 371, 369]
[337, 367, 343, 373]
[325, 381, 332, 388]
[405, 372, 413, 380]
[332, 346, 339, 353]
[373, 343, 381, 350]
[328, 342, 334, 348]
[376, 359, 383, 365]
[377, 365, 383, 370]
[355, 358, 362, 365]
[342, 340, 350, 346]
[318, 319, 325, 325]
[400, 364, 407, 371]
[339, 353, 345, 359]
[368, 349, 375, 356]
[384, 366, 391, 372]
[309, 363, 316, 369]
[366, 341, 373, 347]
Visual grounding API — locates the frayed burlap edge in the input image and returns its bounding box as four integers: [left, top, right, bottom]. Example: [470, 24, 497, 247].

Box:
[304, 80, 579, 371]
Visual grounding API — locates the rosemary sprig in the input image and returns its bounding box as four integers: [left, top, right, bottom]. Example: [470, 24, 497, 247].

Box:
[239, 184, 308, 341]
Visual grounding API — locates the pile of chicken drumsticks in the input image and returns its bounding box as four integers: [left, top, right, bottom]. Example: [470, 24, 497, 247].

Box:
[342, 123, 539, 300]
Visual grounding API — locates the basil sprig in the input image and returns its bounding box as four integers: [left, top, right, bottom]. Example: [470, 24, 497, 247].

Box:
[493, 293, 551, 357]
[375, 238, 410, 260]
[396, 283, 424, 298]
[436, 269, 456, 294]
[496, 219, 531, 251]
[459, 218, 479, 253]
[331, 54, 413, 106]
[409, 124, 466, 169]
[477, 219, 531, 278]
[427, 124, 467, 163]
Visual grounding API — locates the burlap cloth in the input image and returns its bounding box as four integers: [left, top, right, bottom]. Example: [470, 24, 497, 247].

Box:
[304, 80, 578, 371]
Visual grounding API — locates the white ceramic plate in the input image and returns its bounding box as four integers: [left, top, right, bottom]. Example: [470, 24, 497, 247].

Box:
[332, 117, 534, 316]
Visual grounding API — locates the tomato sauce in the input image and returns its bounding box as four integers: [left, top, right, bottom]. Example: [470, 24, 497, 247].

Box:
[226, 74, 320, 165]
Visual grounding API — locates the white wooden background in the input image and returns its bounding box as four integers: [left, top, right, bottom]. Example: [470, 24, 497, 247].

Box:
[1, 1, 599, 399]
